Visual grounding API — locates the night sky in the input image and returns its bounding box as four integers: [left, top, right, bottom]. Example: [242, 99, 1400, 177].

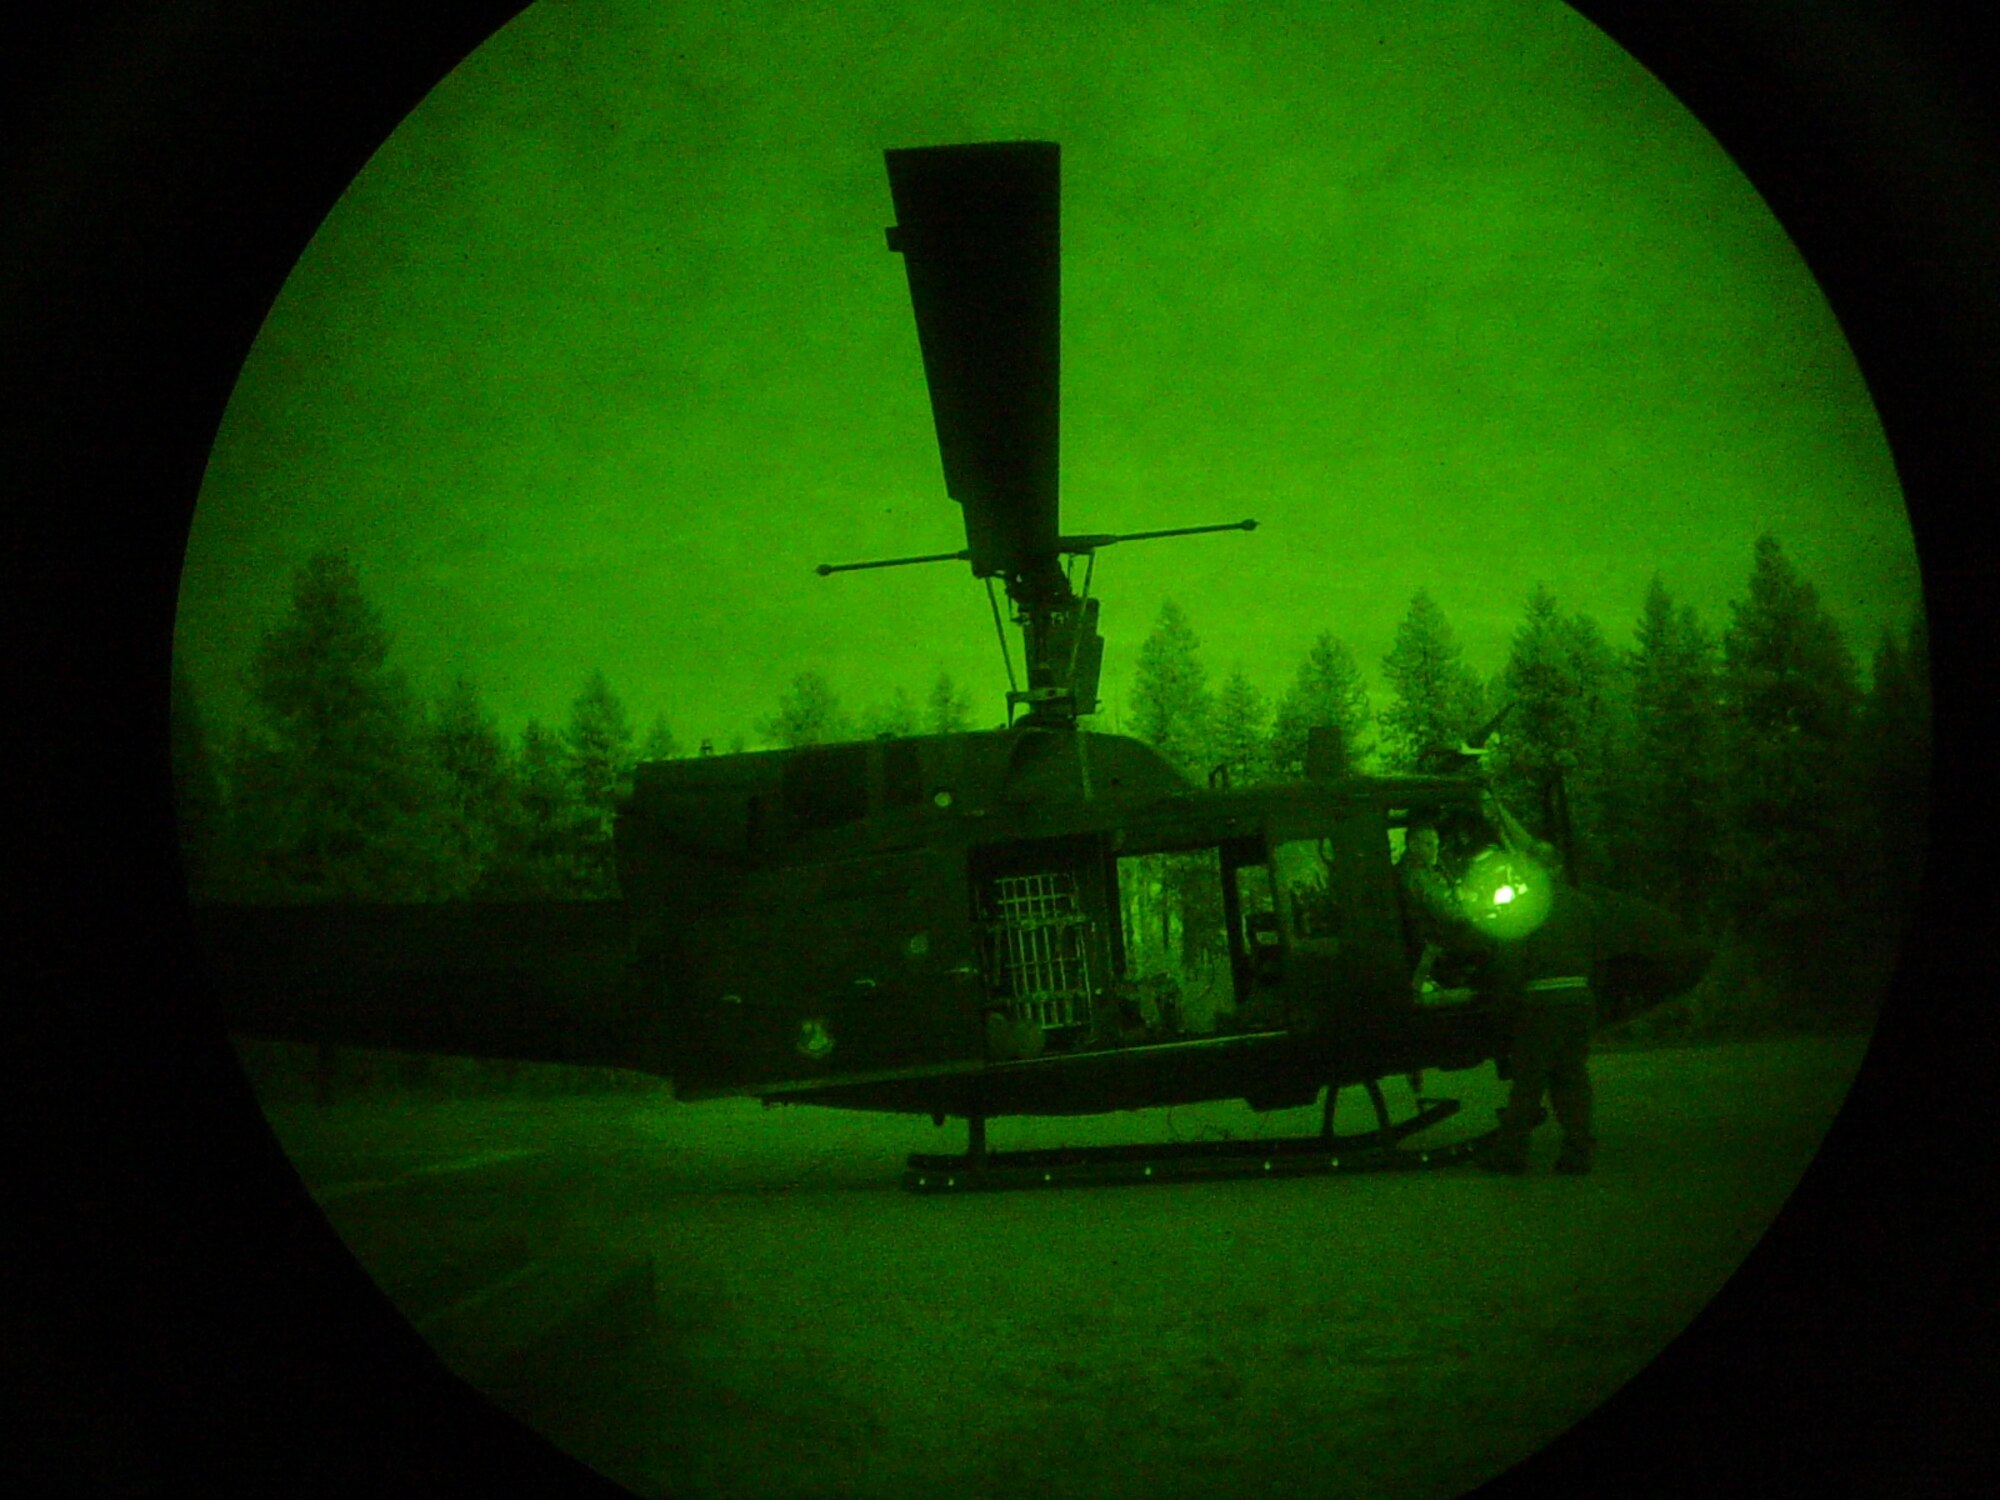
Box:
[174, 0, 1921, 750]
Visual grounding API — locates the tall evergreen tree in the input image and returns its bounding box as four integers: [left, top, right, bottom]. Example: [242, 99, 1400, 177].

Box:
[861, 685, 921, 738]
[1493, 587, 1620, 874]
[763, 670, 852, 747]
[1608, 576, 1724, 927]
[639, 712, 681, 762]
[1131, 599, 1212, 778]
[1129, 601, 1218, 980]
[1210, 668, 1270, 785]
[170, 660, 228, 898]
[1717, 534, 1862, 931]
[564, 671, 635, 896]
[483, 719, 584, 898]
[926, 670, 974, 734]
[1269, 631, 1374, 778]
[430, 674, 512, 896]
[1379, 589, 1483, 772]
[228, 550, 456, 901]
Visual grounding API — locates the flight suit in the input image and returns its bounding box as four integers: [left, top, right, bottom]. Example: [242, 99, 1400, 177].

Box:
[1397, 854, 1496, 993]
[1481, 881, 1597, 1173]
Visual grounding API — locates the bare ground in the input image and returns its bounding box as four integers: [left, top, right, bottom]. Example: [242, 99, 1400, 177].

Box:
[262, 1033, 1870, 1500]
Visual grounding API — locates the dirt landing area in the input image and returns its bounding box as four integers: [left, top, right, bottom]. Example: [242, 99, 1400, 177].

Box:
[266, 1033, 1869, 1499]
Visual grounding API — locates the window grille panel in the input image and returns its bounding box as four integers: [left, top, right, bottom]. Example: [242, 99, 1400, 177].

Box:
[983, 871, 1097, 1031]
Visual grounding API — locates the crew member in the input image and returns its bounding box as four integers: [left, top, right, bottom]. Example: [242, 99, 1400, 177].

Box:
[1478, 876, 1598, 1175]
[1397, 820, 1493, 984]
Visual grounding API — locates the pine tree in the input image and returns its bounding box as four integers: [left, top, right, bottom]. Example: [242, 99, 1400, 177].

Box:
[639, 712, 681, 762]
[1379, 590, 1484, 772]
[1269, 631, 1374, 778]
[763, 670, 852, 747]
[1608, 576, 1724, 927]
[483, 719, 584, 898]
[926, 670, 973, 734]
[430, 674, 512, 896]
[229, 550, 456, 901]
[1717, 534, 1862, 932]
[563, 671, 635, 896]
[1493, 587, 1620, 874]
[1211, 668, 1270, 784]
[1131, 599, 1212, 778]
[860, 686, 921, 738]
[1127, 601, 1218, 986]
[170, 661, 228, 898]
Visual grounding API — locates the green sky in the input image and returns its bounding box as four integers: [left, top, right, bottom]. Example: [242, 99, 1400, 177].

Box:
[175, 0, 1920, 749]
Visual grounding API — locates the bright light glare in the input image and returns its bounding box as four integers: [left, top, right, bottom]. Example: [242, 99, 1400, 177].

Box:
[1458, 848, 1552, 938]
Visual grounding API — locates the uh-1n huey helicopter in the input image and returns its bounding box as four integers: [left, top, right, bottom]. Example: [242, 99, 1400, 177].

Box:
[200, 141, 1712, 1191]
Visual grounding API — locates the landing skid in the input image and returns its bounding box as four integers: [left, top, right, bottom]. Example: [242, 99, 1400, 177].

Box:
[904, 1092, 1473, 1193]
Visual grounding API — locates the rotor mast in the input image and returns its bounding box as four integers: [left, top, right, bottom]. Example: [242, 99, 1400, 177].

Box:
[818, 521, 1259, 722]
[879, 141, 1074, 723]
[871, 140, 1255, 728]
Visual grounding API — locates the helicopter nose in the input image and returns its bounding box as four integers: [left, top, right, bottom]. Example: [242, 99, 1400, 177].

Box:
[1593, 937, 1715, 1028]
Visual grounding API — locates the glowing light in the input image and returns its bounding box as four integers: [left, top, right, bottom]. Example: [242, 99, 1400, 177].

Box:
[1457, 846, 1552, 938]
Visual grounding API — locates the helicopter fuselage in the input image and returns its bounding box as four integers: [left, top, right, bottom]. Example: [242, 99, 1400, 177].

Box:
[199, 142, 1711, 1131]
[200, 723, 1705, 1125]
[617, 725, 1560, 1119]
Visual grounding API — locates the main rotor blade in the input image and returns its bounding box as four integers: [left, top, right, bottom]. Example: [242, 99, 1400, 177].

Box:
[885, 141, 1059, 580]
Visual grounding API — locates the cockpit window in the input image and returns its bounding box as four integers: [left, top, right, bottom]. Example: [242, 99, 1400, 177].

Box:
[1390, 797, 1555, 939]
[1234, 860, 1277, 936]
[1390, 802, 1504, 883]
[1273, 838, 1340, 941]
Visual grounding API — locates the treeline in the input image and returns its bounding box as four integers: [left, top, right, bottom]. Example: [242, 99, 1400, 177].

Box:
[1126, 533, 1930, 1036]
[172, 550, 980, 909]
[173, 550, 981, 1104]
[180, 536, 1928, 1082]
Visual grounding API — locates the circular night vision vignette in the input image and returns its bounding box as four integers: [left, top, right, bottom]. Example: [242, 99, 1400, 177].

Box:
[148, 2, 1960, 1500]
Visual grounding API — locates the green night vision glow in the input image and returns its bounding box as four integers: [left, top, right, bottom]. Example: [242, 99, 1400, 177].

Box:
[1458, 847, 1552, 939]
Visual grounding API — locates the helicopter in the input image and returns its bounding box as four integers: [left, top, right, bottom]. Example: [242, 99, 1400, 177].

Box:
[199, 141, 1712, 1190]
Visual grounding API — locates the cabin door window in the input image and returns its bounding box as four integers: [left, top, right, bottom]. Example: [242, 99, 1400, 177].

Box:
[1274, 837, 1342, 945]
[1229, 856, 1283, 993]
[1113, 848, 1233, 1035]
[980, 870, 1099, 1037]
